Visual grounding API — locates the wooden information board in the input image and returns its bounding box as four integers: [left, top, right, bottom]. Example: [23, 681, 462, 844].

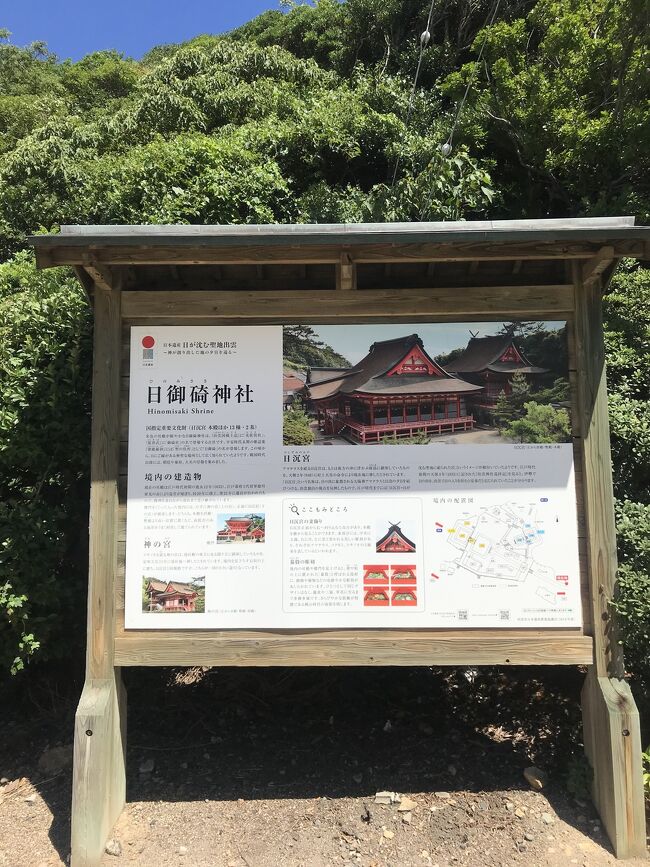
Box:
[31, 218, 649, 865]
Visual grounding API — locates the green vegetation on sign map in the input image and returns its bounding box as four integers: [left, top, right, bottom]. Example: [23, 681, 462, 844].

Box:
[0, 2, 647, 707]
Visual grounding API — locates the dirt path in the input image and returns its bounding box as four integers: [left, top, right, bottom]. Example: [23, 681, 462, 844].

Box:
[1, 667, 647, 867]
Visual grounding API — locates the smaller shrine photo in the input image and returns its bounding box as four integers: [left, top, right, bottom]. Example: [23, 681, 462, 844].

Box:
[142, 576, 205, 613]
[282, 321, 571, 446]
[216, 513, 266, 544]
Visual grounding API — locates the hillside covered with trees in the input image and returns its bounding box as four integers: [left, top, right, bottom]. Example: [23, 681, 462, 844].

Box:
[0, 1, 648, 717]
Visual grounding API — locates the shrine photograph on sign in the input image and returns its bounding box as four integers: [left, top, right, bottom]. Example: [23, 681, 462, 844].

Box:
[282, 322, 571, 446]
[125, 323, 581, 632]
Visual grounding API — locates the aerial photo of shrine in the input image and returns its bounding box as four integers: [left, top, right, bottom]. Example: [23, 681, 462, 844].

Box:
[283, 323, 569, 446]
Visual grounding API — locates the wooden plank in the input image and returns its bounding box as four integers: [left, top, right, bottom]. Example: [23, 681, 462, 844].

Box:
[574, 265, 646, 858]
[336, 252, 356, 291]
[113, 618, 592, 667]
[573, 271, 623, 678]
[581, 670, 646, 858]
[43, 239, 647, 267]
[71, 278, 125, 867]
[54, 215, 639, 236]
[86, 282, 122, 678]
[71, 675, 126, 867]
[121, 286, 575, 321]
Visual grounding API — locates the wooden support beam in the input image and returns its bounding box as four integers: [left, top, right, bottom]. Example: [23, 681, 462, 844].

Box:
[86, 282, 122, 677]
[71, 279, 125, 867]
[336, 252, 356, 291]
[82, 256, 114, 292]
[581, 246, 615, 287]
[574, 271, 622, 678]
[581, 671, 646, 858]
[71, 675, 126, 867]
[113, 618, 593, 667]
[40, 238, 647, 267]
[574, 266, 646, 858]
[121, 285, 575, 322]
[72, 266, 94, 302]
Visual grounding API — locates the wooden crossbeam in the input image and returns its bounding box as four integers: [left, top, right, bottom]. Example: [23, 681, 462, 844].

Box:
[38, 238, 647, 267]
[120, 285, 575, 321]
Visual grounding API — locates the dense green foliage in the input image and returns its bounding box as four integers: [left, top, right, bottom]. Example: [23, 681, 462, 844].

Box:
[503, 401, 571, 443]
[604, 265, 650, 701]
[0, 252, 91, 673]
[0, 1, 647, 691]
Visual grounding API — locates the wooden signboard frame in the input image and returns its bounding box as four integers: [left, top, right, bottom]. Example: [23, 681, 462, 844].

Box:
[31, 218, 649, 865]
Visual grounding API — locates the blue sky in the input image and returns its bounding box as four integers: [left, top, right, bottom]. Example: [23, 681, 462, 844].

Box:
[3, 1, 282, 61]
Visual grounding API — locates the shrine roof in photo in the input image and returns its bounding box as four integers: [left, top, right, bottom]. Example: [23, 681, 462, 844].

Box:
[306, 334, 482, 400]
[445, 334, 547, 375]
[376, 523, 417, 552]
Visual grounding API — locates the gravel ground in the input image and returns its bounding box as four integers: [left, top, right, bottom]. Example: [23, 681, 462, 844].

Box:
[1, 666, 647, 867]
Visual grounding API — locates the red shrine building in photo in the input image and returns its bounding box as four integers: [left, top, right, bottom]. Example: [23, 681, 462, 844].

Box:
[217, 517, 266, 542]
[145, 579, 198, 612]
[376, 523, 417, 553]
[304, 334, 482, 443]
[444, 333, 547, 422]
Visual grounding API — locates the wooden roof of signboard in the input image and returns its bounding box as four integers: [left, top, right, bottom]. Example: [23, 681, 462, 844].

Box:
[28, 218, 650, 861]
[29, 216, 648, 247]
[30, 217, 650, 298]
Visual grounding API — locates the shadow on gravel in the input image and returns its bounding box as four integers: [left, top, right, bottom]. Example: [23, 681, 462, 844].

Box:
[2, 663, 613, 863]
[123, 666, 589, 805]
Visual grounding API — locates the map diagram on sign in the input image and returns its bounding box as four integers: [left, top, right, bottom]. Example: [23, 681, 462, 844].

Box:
[427, 496, 580, 627]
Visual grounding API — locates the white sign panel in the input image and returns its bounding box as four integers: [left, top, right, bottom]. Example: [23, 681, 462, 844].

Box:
[125, 324, 582, 629]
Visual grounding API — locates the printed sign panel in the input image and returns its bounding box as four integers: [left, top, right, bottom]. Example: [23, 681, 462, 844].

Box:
[125, 322, 582, 629]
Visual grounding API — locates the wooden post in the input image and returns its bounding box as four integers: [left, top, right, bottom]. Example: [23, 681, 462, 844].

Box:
[71, 280, 126, 867]
[336, 251, 356, 291]
[574, 268, 646, 858]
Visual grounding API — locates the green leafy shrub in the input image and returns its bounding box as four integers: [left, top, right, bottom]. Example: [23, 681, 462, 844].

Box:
[503, 401, 570, 444]
[283, 405, 315, 445]
[0, 252, 91, 673]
